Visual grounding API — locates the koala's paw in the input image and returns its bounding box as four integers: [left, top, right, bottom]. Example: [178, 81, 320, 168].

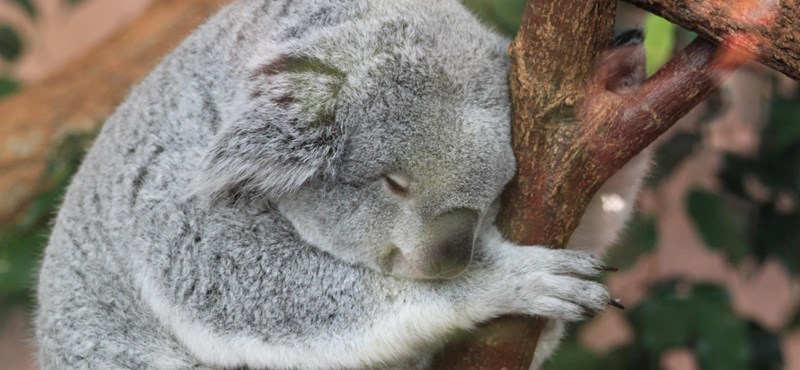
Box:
[504, 248, 612, 321]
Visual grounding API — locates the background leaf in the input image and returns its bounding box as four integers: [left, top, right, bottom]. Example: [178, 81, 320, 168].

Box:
[0, 24, 24, 61]
[0, 75, 20, 98]
[606, 215, 658, 269]
[629, 283, 748, 370]
[762, 92, 800, 153]
[747, 322, 784, 370]
[6, 0, 36, 18]
[718, 85, 800, 274]
[642, 14, 676, 75]
[752, 204, 800, 274]
[686, 190, 749, 263]
[462, 0, 526, 38]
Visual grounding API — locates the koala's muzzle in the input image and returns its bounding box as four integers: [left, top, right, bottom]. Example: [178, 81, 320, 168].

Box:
[420, 208, 479, 279]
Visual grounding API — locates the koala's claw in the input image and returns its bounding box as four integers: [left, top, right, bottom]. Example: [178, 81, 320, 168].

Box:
[600, 265, 619, 272]
[533, 275, 610, 321]
[498, 247, 612, 321]
[609, 298, 626, 310]
[525, 295, 607, 322]
[527, 249, 605, 278]
[501, 268, 610, 321]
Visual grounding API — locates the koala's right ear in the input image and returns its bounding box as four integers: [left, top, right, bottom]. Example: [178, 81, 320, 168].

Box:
[191, 55, 347, 204]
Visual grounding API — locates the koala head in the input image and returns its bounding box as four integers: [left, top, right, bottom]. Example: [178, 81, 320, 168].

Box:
[196, 3, 515, 280]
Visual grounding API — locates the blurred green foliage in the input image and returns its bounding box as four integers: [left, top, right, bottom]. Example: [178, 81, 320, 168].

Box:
[7, 0, 36, 18]
[605, 215, 657, 269]
[687, 190, 748, 263]
[0, 24, 23, 61]
[631, 284, 750, 370]
[463, 0, 527, 38]
[546, 342, 633, 370]
[642, 15, 676, 75]
[548, 283, 784, 370]
[0, 0, 93, 330]
[0, 0, 90, 317]
[0, 75, 19, 97]
[721, 90, 800, 274]
[0, 0, 87, 57]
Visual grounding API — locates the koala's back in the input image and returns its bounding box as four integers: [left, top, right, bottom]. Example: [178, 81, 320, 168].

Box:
[35, 34, 217, 370]
[35, 0, 510, 368]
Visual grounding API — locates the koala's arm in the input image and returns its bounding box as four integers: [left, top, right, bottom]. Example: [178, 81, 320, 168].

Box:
[143, 219, 608, 370]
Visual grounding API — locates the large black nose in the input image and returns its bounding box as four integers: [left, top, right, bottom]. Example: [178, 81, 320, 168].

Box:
[425, 208, 479, 279]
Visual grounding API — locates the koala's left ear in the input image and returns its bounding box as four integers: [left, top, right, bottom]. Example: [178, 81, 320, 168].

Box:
[192, 55, 347, 203]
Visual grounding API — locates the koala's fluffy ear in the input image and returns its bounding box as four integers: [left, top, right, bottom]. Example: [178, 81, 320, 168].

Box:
[193, 55, 347, 203]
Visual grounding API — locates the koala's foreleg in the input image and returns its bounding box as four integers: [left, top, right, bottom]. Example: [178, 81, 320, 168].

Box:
[135, 224, 609, 370]
[333, 226, 611, 369]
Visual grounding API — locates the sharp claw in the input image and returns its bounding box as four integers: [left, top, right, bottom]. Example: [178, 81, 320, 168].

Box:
[609, 298, 625, 310]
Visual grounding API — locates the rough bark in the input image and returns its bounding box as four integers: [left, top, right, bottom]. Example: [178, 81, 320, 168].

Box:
[0, 0, 231, 225]
[623, 0, 800, 80]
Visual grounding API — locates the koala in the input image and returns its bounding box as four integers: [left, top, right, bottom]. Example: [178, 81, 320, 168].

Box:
[36, 0, 649, 369]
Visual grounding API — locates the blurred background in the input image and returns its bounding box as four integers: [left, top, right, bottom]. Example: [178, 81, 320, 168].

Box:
[0, 1, 798, 369]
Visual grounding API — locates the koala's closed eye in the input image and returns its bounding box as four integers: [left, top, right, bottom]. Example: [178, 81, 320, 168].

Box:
[383, 174, 410, 197]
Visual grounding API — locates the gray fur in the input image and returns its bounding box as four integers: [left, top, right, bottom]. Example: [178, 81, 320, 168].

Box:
[36, 1, 647, 369]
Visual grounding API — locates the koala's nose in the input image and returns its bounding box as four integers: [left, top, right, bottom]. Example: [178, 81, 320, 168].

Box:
[426, 208, 480, 279]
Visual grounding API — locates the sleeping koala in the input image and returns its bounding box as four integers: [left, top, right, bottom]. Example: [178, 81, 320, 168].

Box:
[36, 0, 648, 369]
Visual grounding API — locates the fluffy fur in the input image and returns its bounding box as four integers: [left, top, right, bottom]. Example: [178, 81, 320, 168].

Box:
[36, 1, 648, 369]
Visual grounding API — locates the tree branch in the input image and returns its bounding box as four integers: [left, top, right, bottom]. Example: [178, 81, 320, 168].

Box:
[623, 0, 800, 80]
[589, 37, 740, 183]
